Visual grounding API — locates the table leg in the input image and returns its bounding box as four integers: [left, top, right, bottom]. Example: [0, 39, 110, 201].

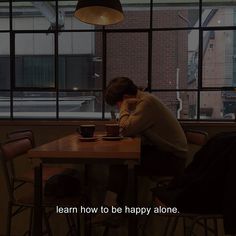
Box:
[33, 163, 43, 236]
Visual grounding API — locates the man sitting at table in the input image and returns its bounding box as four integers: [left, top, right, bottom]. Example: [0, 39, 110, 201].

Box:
[103, 77, 188, 209]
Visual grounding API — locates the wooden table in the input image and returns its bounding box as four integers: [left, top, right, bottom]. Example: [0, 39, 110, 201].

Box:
[28, 133, 141, 236]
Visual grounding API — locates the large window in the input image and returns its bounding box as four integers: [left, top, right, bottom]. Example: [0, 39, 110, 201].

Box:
[0, 0, 236, 120]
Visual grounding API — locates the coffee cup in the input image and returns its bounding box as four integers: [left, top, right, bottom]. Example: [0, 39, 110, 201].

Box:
[105, 124, 120, 137]
[77, 125, 95, 138]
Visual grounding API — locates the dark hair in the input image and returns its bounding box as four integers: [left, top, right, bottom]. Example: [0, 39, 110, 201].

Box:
[105, 77, 138, 106]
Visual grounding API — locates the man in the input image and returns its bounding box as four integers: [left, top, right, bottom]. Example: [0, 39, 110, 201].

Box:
[104, 77, 188, 208]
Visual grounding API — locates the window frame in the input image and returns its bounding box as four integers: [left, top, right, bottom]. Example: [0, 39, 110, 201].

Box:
[0, 0, 235, 120]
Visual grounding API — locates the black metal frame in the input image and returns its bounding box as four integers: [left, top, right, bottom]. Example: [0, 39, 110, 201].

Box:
[0, 0, 236, 120]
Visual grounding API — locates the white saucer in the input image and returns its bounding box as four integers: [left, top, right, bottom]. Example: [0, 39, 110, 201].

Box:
[102, 136, 123, 141]
[79, 136, 98, 142]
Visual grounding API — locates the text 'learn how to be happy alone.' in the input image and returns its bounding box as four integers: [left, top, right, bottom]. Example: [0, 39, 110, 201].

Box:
[56, 205, 179, 216]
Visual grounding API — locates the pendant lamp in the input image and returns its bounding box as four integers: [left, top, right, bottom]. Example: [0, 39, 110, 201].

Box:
[74, 0, 124, 26]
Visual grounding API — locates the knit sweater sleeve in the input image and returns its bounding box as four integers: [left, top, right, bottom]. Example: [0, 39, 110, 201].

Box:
[119, 98, 154, 137]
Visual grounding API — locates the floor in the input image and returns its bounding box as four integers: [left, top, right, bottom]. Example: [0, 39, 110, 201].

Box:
[0, 158, 227, 236]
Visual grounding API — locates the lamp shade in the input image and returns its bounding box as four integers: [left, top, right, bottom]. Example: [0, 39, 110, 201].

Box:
[74, 0, 124, 26]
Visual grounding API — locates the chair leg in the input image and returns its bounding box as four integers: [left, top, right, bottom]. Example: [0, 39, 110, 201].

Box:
[213, 218, 218, 236]
[183, 217, 188, 236]
[188, 217, 202, 236]
[28, 207, 34, 236]
[6, 201, 13, 236]
[163, 216, 179, 236]
[204, 218, 208, 236]
[76, 214, 81, 236]
[84, 214, 92, 236]
[163, 217, 172, 236]
[103, 226, 110, 236]
[43, 210, 52, 236]
[65, 214, 80, 236]
[169, 217, 179, 236]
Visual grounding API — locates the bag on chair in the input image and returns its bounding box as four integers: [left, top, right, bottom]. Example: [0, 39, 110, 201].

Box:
[44, 169, 81, 198]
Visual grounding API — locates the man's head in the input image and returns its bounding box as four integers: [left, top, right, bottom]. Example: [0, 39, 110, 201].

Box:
[105, 77, 138, 106]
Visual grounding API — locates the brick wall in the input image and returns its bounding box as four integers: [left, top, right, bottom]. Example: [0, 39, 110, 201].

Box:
[95, 10, 189, 118]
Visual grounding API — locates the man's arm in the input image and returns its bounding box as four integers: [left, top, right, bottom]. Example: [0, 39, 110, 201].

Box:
[119, 98, 154, 137]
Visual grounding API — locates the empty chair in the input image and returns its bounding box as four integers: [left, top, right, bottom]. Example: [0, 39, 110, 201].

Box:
[7, 129, 71, 184]
[7, 129, 36, 147]
[0, 136, 87, 236]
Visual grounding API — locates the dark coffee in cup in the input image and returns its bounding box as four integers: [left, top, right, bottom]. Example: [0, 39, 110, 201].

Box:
[78, 125, 95, 138]
[105, 124, 120, 137]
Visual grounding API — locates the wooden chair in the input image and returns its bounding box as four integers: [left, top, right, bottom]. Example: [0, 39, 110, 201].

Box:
[185, 129, 208, 146]
[0, 136, 88, 236]
[7, 129, 71, 184]
[140, 130, 209, 236]
[148, 130, 226, 236]
[135, 129, 208, 189]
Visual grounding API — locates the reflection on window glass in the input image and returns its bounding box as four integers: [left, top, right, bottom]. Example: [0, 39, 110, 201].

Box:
[13, 92, 56, 118]
[200, 91, 236, 120]
[0, 92, 10, 118]
[203, 30, 236, 88]
[202, 2, 236, 27]
[59, 92, 102, 119]
[2, 0, 236, 120]
[107, 33, 148, 89]
[152, 91, 197, 120]
[15, 33, 54, 88]
[13, 1, 59, 30]
[58, 32, 103, 89]
[0, 33, 10, 90]
[152, 30, 198, 89]
[153, 0, 199, 28]
[105, 104, 119, 120]
[0, 2, 9, 30]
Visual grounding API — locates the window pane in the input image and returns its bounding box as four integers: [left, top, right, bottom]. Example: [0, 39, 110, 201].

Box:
[202, 2, 236, 27]
[0, 2, 9, 30]
[152, 91, 197, 119]
[152, 30, 198, 89]
[202, 30, 236, 88]
[200, 90, 236, 120]
[105, 91, 198, 120]
[58, 32, 102, 89]
[59, 92, 102, 119]
[107, 33, 148, 89]
[0, 92, 10, 118]
[15, 33, 55, 88]
[13, 1, 57, 30]
[153, 1, 199, 28]
[106, 0, 150, 29]
[105, 104, 119, 120]
[0, 33, 10, 89]
[13, 92, 56, 118]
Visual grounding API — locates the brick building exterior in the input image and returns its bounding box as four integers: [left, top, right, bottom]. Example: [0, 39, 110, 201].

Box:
[95, 10, 189, 118]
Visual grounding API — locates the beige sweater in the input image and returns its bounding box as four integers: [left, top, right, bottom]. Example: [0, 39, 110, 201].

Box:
[119, 91, 188, 158]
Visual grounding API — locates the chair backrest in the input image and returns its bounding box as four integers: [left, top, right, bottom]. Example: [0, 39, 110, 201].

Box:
[185, 129, 208, 146]
[7, 129, 35, 147]
[0, 137, 33, 198]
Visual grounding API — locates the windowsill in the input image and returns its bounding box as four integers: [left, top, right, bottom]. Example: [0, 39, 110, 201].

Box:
[0, 119, 235, 127]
